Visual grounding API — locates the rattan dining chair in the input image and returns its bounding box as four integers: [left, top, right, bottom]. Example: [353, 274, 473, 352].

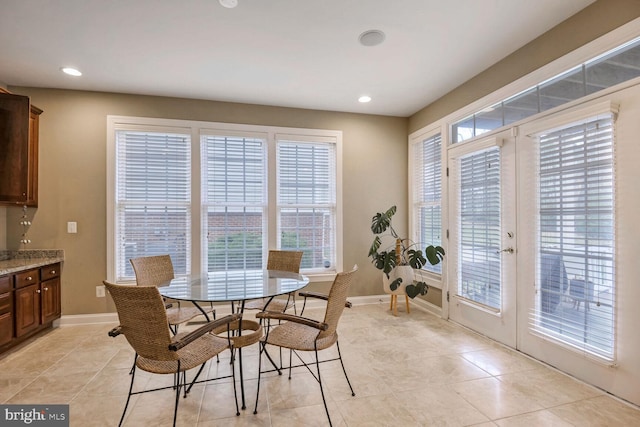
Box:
[104, 282, 240, 427]
[243, 250, 303, 312]
[253, 265, 358, 426]
[130, 255, 216, 333]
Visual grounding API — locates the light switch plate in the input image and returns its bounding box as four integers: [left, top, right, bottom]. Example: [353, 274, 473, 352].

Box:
[67, 221, 77, 233]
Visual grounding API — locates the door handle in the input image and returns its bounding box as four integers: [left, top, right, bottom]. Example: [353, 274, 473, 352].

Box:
[497, 247, 514, 254]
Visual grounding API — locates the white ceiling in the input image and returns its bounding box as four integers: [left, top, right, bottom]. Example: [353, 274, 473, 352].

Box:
[0, 0, 595, 117]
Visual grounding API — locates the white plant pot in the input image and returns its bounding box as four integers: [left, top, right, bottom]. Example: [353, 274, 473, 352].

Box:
[382, 265, 414, 295]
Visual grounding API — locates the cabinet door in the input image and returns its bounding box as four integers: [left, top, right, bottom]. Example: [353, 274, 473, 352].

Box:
[15, 284, 40, 337]
[25, 105, 42, 206]
[0, 92, 41, 206]
[0, 276, 13, 346]
[0, 93, 30, 204]
[0, 292, 13, 346]
[41, 278, 60, 324]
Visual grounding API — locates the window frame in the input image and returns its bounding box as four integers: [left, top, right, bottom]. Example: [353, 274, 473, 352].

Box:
[106, 116, 343, 283]
[409, 126, 446, 288]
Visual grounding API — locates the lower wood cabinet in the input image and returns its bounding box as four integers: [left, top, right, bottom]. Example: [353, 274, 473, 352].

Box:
[0, 275, 12, 346]
[41, 265, 61, 325]
[15, 282, 40, 337]
[0, 262, 62, 353]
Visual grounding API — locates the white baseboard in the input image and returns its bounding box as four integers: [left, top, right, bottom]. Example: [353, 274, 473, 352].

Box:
[56, 294, 443, 326]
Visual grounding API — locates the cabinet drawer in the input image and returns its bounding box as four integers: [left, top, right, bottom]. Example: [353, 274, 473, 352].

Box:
[0, 291, 11, 314]
[14, 269, 39, 288]
[40, 263, 61, 281]
[0, 276, 10, 293]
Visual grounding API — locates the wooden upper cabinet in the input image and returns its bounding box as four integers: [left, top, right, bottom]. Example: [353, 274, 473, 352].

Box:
[0, 88, 42, 206]
[26, 104, 42, 206]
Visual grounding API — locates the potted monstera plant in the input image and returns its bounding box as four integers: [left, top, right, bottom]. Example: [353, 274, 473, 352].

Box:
[368, 205, 445, 298]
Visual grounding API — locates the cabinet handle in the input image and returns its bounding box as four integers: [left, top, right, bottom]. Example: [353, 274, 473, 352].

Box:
[26, 276, 32, 281]
[51, 270, 56, 274]
[44, 287, 49, 291]
[36, 289, 41, 294]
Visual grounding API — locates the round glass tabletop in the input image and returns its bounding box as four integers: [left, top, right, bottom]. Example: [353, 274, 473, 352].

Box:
[157, 269, 309, 303]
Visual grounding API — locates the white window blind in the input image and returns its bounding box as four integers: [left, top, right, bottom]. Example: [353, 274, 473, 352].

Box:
[202, 134, 266, 273]
[413, 133, 443, 273]
[277, 139, 336, 271]
[532, 115, 615, 361]
[109, 117, 342, 282]
[115, 130, 191, 281]
[457, 147, 502, 310]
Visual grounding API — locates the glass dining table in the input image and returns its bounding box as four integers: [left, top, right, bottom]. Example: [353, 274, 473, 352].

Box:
[156, 268, 310, 409]
[157, 268, 310, 314]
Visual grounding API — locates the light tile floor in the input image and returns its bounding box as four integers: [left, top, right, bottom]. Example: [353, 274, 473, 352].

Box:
[1, 302, 639, 426]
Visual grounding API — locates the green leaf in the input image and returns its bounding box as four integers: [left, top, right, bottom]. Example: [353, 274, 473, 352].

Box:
[405, 284, 419, 298]
[407, 249, 427, 269]
[368, 236, 382, 257]
[372, 250, 397, 276]
[425, 245, 446, 265]
[370, 205, 396, 234]
[405, 281, 429, 299]
[389, 277, 402, 291]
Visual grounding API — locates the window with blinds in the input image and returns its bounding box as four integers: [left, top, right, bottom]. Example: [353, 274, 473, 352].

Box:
[108, 117, 342, 281]
[532, 115, 615, 361]
[277, 139, 336, 271]
[457, 147, 502, 310]
[115, 130, 191, 282]
[412, 133, 443, 274]
[202, 134, 266, 272]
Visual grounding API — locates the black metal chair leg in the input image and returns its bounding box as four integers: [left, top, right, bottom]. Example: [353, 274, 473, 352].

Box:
[315, 347, 332, 427]
[336, 340, 355, 396]
[173, 365, 181, 427]
[253, 342, 265, 415]
[128, 352, 137, 375]
[288, 348, 293, 379]
[231, 348, 240, 416]
[119, 356, 137, 427]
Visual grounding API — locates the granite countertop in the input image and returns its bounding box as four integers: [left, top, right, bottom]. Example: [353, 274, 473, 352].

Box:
[0, 250, 65, 275]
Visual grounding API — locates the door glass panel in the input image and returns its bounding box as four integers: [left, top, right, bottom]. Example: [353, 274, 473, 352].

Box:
[458, 147, 502, 309]
[533, 116, 615, 360]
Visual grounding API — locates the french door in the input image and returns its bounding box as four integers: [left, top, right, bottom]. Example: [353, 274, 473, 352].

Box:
[516, 99, 622, 396]
[444, 88, 640, 406]
[447, 130, 517, 347]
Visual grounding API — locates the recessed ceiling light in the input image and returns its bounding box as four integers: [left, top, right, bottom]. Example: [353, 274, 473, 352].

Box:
[219, 0, 238, 8]
[358, 30, 385, 47]
[61, 67, 82, 77]
[359, 95, 372, 103]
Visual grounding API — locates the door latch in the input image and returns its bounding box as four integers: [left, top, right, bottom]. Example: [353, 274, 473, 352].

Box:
[497, 247, 514, 254]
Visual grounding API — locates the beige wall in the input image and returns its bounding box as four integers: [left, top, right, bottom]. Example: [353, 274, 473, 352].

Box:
[4, 88, 408, 315]
[5, 0, 639, 316]
[409, 0, 640, 132]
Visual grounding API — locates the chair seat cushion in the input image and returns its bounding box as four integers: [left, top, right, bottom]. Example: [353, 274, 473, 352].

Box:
[264, 321, 337, 351]
[136, 332, 228, 374]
